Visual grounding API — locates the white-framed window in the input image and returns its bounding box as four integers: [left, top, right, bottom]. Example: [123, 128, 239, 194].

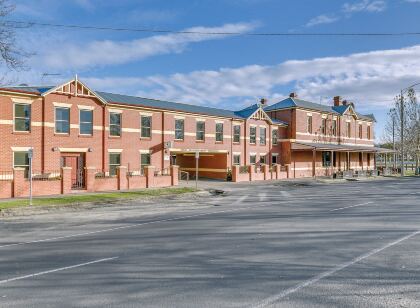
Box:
[367, 126, 371, 140]
[250, 126, 256, 144]
[175, 119, 184, 140]
[13, 151, 29, 177]
[141, 115, 152, 138]
[346, 122, 351, 138]
[272, 154, 278, 165]
[322, 151, 331, 167]
[109, 153, 121, 176]
[233, 125, 241, 143]
[14, 103, 31, 132]
[233, 154, 240, 165]
[307, 115, 312, 134]
[321, 118, 327, 135]
[55, 107, 70, 134]
[196, 121, 205, 141]
[260, 154, 266, 164]
[110, 112, 121, 137]
[359, 124, 363, 139]
[79, 109, 93, 135]
[140, 153, 151, 171]
[272, 129, 278, 145]
[250, 154, 257, 164]
[332, 119, 337, 136]
[260, 127, 266, 145]
[215, 123, 223, 142]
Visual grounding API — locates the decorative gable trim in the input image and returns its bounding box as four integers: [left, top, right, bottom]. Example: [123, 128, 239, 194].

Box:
[42, 76, 108, 105]
[248, 107, 273, 124]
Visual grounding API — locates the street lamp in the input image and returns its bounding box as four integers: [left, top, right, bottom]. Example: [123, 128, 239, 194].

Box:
[399, 82, 420, 176]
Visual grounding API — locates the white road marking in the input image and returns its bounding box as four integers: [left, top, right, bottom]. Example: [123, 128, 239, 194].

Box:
[329, 201, 373, 212]
[0, 257, 119, 285]
[0, 195, 249, 249]
[254, 229, 420, 308]
[259, 193, 267, 202]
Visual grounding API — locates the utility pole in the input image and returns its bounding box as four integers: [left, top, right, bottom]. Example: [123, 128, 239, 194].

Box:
[400, 91, 405, 176]
[392, 111, 396, 169]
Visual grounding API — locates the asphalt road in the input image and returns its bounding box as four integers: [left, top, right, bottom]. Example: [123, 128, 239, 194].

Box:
[0, 177, 419, 307]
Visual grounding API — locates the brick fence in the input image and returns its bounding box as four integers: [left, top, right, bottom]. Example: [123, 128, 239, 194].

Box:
[231, 164, 289, 183]
[0, 165, 179, 199]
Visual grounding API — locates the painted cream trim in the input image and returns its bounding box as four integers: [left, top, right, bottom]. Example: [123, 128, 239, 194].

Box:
[53, 102, 72, 108]
[164, 130, 175, 135]
[122, 127, 139, 133]
[170, 148, 228, 153]
[232, 121, 242, 125]
[93, 125, 103, 131]
[58, 148, 89, 153]
[174, 115, 185, 120]
[260, 152, 267, 156]
[12, 97, 34, 104]
[70, 124, 79, 129]
[321, 114, 327, 119]
[108, 149, 123, 153]
[77, 105, 95, 110]
[306, 113, 312, 116]
[249, 124, 257, 127]
[215, 120, 225, 124]
[139, 111, 153, 116]
[108, 108, 123, 114]
[367, 123, 371, 126]
[195, 118, 206, 122]
[139, 149, 152, 154]
[233, 152, 241, 155]
[11, 146, 32, 151]
[272, 153, 279, 156]
[0, 119, 13, 125]
[250, 152, 257, 155]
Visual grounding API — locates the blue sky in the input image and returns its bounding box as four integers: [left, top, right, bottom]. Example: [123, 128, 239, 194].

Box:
[6, 0, 420, 140]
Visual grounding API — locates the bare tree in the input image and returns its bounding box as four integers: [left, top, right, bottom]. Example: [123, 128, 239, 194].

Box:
[0, 0, 30, 71]
[383, 88, 420, 174]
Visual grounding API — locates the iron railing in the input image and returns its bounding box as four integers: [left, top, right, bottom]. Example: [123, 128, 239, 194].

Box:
[30, 171, 61, 181]
[154, 168, 170, 177]
[0, 171, 13, 181]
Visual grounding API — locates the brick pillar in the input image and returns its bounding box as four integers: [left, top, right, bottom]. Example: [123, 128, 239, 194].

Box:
[61, 167, 72, 195]
[170, 165, 179, 186]
[85, 167, 96, 192]
[117, 166, 128, 190]
[13, 168, 26, 198]
[248, 165, 254, 181]
[232, 165, 239, 182]
[144, 165, 155, 188]
[262, 164, 269, 180]
[275, 164, 281, 180]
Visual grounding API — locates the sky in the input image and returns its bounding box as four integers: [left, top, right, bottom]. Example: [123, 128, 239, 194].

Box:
[4, 0, 420, 141]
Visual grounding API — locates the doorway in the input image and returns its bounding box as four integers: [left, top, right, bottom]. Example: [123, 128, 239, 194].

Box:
[61, 153, 86, 189]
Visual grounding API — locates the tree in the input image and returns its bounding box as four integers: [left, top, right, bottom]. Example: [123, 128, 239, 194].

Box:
[383, 88, 420, 174]
[0, 0, 29, 71]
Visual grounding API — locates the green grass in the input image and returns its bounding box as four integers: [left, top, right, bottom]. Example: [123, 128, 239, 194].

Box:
[0, 187, 196, 210]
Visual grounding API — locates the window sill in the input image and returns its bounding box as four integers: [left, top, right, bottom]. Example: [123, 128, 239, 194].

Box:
[174, 139, 184, 142]
[109, 135, 121, 138]
[13, 131, 31, 134]
[140, 137, 152, 140]
[215, 141, 223, 144]
[54, 133, 70, 136]
[195, 140, 205, 143]
[79, 134, 93, 138]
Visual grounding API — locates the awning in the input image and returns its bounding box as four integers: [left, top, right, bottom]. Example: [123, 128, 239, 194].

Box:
[291, 141, 395, 153]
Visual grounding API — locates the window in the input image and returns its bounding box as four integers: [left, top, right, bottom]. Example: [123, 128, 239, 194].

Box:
[307, 116, 312, 134]
[272, 129, 278, 145]
[140, 153, 151, 171]
[250, 126, 256, 144]
[260, 127, 266, 145]
[233, 154, 240, 165]
[55, 107, 70, 134]
[110, 112, 121, 137]
[332, 119, 337, 136]
[367, 126, 371, 140]
[13, 151, 29, 177]
[359, 124, 363, 139]
[14, 103, 31, 132]
[346, 122, 351, 138]
[141, 115, 152, 138]
[196, 121, 205, 141]
[359, 152, 363, 166]
[109, 153, 121, 176]
[175, 119, 184, 140]
[321, 118, 327, 135]
[215, 123, 223, 142]
[322, 151, 331, 167]
[79, 110, 93, 135]
[250, 154, 256, 164]
[233, 125, 241, 143]
[260, 155, 266, 164]
[272, 154, 278, 165]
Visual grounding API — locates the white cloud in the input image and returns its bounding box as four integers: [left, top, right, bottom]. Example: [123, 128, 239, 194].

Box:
[82, 44, 420, 114]
[39, 22, 258, 70]
[343, 0, 386, 13]
[306, 14, 339, 27]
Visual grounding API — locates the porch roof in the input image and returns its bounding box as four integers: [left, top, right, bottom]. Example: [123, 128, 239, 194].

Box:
[291, 141, 395, 153]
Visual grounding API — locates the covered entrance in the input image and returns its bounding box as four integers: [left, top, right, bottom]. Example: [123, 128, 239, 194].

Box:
[60, 153, 86, 189]
[170, 150, 229, 180]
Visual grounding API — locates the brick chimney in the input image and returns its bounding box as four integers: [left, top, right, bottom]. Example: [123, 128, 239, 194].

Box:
[289, 92, 298, 98]
[260, 98, 268, 106]
[333, 96, 341, 106]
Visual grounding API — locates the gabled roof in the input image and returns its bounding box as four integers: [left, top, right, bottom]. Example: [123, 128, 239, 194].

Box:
[265, 97, 376, 122]
[0, 86, 54, 95]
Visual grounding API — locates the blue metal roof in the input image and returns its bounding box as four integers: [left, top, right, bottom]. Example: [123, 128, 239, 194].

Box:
[0, 86, 54, 95]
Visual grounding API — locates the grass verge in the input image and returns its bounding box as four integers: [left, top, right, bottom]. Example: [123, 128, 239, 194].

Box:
[0, 187, 196, 210]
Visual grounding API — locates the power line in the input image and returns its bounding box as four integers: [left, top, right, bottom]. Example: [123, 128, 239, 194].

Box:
[6, 20, 420, 37]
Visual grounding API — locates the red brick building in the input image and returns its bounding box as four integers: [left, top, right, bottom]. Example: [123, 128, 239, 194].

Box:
[0, 78, 384, 197]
